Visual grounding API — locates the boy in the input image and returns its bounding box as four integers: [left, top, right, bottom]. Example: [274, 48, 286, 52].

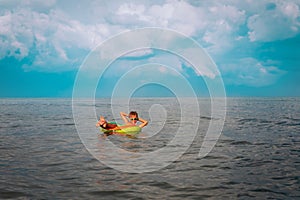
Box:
[96, 111, 148, 130]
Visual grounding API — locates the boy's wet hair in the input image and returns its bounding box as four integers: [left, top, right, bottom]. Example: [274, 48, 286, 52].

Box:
[129, 111, 138, 118]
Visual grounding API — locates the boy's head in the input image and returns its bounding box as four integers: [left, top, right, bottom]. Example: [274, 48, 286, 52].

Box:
[129, 111, 138, 120]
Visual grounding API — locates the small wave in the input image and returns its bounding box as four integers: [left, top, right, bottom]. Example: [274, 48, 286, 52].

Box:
[275, 121, 287, 125]
[0, 190, 30, 199]
[237, 193, 256, 198]
[199, 185, 231, 191]
[52, 117, 74, 121]
[250, 188, 287, 195]
[221, 181, 239, 185]
[218, 139, 235, 144]
[234, 156, 245, 160]
[87, 190, 131, 198]
[0, 125, 34, 130]
[271, 176, 289, 180]
[237, 118, 274, 125]
[200, 116, 213, 120]
[204, 155, 228, 160]
[148, 181, 178, 190]
[62, 123, 75, 126]
[237, 118, 258, 123]
[253, 142, 268, 146]
[48, 123, 75, 127]
[200, 116, 223, 121]
[37, 161, 70, 167]
[283, 116, 300, 121]
[259, 119, 273, 123]
[230, 141, 253, 145]
[201, 164, 219, 168]
[275, 120, 300, 127]
[245, 160, 273, 167]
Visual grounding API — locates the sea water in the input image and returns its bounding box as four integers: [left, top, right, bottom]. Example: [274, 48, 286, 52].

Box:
[0, 98, 299, 199]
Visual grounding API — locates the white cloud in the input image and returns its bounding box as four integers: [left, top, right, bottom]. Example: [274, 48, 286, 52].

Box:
[0, 10, 34, 59]
[106, 0, 247, 61]
[0, 0, 56, 11]
[158, 66, 167, 73]
[111, 0, 205, 36]
[101, 50, 184, 79]
[148, 52, 183, 72]
[117, 3, 145, 16]
[280, 1, 299, 19]
[0, 0, 299, 83]
[203, 4, 246, 53]
[220, 57, 286, 86]
[155, 0, 202, 35]
[247, 1, 300, 42]
[122, 48, 154, 58]
[0, 7, 115, 70]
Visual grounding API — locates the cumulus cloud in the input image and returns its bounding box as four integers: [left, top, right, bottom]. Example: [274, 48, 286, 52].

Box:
[0, 11, 31, 59]
[0, 0, 298, 87]
[247, 1, 300, 42]
[102, 49, 184, 79]
[220, 57, 286, 86]
[0, 7, 115, 71]
[121, 49, 154, 58]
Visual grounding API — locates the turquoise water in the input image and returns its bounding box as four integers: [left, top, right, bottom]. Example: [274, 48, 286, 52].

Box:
[0, 98, 299, 199]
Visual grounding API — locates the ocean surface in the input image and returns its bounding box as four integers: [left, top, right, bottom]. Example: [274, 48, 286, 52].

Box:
[0, 98, 299, 199]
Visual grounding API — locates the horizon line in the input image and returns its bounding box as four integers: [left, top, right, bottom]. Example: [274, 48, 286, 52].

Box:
[0, 96, 299, 99]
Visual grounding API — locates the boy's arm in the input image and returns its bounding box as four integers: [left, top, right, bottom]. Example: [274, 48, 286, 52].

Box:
[120, 112, 129, 124]
[138, 117, 148, 128]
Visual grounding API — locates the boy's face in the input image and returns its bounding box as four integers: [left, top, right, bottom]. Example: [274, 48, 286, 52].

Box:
[129, 114, 137, 121]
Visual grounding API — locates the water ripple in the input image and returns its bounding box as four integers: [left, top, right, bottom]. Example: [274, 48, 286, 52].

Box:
[1, 98, 299, 199]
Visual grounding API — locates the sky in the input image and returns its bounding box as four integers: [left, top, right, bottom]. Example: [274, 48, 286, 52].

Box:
[0, 0, 300, 97]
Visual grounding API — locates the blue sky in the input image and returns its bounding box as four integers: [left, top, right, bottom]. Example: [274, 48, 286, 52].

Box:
[0, 0, 299, 97]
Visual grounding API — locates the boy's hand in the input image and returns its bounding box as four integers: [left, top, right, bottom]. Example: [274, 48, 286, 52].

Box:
[120, 112, 129, 124]
[120, 112, 128, 117]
